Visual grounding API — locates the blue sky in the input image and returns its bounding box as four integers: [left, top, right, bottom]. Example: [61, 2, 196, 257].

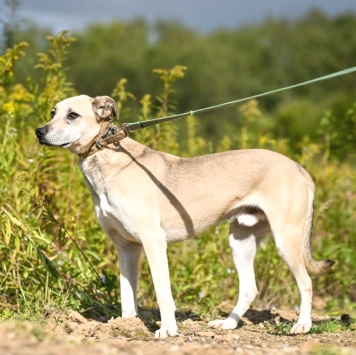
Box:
[5, 0, 356, 33]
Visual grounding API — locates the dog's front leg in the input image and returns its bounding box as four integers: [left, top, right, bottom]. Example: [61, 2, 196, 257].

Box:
[116, 241, 143, 318]
[142, 230, 178, 338]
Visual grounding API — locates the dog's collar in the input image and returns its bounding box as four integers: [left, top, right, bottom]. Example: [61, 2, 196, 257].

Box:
[78, 123, 128, 159]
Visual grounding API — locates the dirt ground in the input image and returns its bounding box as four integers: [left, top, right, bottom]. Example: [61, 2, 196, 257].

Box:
[0, 308, 355, 355]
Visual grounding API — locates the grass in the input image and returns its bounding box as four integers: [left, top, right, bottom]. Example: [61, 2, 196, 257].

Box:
[272, 317, 355, 336]
[0, 32, 355, 325]
[310, 318, 355, 334]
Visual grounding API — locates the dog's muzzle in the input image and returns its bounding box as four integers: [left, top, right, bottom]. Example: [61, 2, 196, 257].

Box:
[35, 126, 49, 145]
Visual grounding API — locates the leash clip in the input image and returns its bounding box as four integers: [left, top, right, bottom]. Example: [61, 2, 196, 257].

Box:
[96, 139, 104, 150]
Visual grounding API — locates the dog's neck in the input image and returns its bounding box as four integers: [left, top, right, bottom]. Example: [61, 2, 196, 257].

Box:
[78, 137, 151, 182]
[78, 120, 127, 159]
[79, 120, 111, 156]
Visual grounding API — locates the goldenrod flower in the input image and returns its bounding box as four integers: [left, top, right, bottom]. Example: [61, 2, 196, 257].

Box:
[3, 102, 15, 115]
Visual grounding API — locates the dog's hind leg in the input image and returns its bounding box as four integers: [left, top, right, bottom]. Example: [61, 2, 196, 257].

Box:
[270, 178, 332, 334]
[115, 241, 143, 318]
[208, 219, 269, 330]
[272, 221, 314, 334]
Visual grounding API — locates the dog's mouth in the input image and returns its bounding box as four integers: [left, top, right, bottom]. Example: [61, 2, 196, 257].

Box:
[38, 139, 71, 148]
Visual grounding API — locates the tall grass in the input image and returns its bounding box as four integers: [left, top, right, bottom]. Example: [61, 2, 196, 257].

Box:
[0, 32, 355, 320]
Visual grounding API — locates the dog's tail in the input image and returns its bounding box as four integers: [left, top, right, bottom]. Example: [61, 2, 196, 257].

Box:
[301, 167, 335, 275]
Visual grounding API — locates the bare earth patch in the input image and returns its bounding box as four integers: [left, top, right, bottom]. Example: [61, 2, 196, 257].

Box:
[0, 309, 355, 355]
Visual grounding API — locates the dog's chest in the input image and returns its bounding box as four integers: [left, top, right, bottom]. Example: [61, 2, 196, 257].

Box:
[80, 162, 139, 242]
[94, 188, 139, 242]
[96, 191, 114, 217]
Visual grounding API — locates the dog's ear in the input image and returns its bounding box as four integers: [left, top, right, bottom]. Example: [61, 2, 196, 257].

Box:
[91, 96, 118, 121]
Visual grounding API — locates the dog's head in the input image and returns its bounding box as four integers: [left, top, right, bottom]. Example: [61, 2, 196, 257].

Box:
[35, 95, 118, 154]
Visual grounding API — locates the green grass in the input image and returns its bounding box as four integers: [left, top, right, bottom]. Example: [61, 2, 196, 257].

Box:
[310, 318, 355, 334]
[272, 317, 355, 336]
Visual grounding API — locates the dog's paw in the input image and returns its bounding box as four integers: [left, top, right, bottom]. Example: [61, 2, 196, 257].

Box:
[290, 322, 311, 334]
[154, 326, 178, 338]
[208, 318, 238, 330]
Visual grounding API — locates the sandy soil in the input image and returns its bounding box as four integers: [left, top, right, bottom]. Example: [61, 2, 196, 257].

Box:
[0, 308, 355, 355]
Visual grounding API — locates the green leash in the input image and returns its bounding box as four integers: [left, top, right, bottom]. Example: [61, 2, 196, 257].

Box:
[123, 66, 356, 132]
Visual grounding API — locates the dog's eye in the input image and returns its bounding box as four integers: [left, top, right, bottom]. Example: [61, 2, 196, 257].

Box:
[51, 109, 56, 118]
[68, 112, 79, 120]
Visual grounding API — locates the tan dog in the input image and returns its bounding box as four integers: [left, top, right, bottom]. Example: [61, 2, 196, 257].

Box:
[35, 95, 333, 338]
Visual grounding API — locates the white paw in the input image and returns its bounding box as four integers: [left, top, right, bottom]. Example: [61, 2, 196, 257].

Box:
[154, 326, 178, 338]
[290, 322, 311, 334]
[208, 318, 238, 330]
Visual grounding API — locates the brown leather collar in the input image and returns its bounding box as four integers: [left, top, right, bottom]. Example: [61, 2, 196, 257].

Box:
[78, 124, 128, 159]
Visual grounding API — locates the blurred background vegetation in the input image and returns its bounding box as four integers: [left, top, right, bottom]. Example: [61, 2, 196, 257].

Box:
[5, 9, 356, 158]
[0, 2, 355, 322]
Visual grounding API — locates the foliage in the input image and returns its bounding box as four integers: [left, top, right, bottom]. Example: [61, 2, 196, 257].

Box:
[0, 29, 355, 324]
[0, 0, 21, 52]
[319, 102, 356, 161]
[0, 41, 27, 87]
[10, 10, 356, 151]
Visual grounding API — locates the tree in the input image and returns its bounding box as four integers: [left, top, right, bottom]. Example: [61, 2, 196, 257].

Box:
[0, 0, 21, 52]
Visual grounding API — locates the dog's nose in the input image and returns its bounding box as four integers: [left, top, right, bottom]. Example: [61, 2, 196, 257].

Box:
[35, 126, 48, 138]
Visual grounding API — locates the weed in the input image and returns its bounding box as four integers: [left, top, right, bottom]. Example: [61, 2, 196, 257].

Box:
[310, 318, 354, 334]
[274, 320, 293, 335]
[271, 317, 354, 336]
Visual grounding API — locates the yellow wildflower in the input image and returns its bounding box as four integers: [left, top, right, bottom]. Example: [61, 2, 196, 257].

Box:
[3, 102, 16, 115]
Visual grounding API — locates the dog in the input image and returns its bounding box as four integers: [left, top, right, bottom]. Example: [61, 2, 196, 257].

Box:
[35, 95, 333, 338]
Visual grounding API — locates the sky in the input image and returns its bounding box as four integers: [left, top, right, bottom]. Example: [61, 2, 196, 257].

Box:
[3, 0, 356, 34]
